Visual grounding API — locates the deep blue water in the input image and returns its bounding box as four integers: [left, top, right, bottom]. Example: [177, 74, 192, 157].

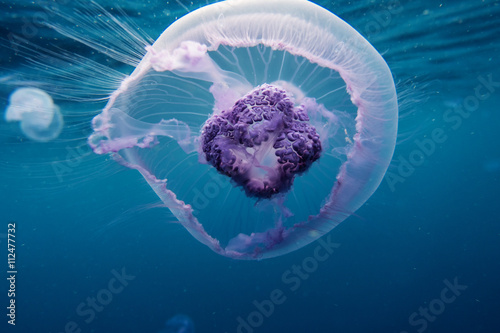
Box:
[1, 0, 499, 333]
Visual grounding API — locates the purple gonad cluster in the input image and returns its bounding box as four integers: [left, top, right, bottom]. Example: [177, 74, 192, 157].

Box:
[201, 84, 322, 198]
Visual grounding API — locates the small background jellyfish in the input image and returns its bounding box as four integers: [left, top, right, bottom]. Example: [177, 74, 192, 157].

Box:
[4, 87, 64, 142]
[1, 1, 500, 333]
[1, 0, 398, 260]
[158, 314, 194, 333]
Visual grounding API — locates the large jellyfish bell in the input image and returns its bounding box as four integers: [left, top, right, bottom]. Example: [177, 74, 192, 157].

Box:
[89, 0, 398, 260]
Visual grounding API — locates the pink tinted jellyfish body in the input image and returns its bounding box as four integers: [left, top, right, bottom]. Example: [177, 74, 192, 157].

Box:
[89, 0, 398, 260]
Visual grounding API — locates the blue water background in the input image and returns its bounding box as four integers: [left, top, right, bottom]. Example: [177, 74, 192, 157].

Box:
[0, 0, 499, 332]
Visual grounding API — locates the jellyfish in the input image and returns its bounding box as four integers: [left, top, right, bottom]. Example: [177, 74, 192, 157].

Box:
[81, 0, 398, 259]
[159, 314, 194, 333]
[4, 87, 63, 142]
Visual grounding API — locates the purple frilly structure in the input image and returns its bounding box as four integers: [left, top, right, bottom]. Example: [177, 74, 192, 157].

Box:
[88, 0, 399, 260]
[201, 84, 321, 198]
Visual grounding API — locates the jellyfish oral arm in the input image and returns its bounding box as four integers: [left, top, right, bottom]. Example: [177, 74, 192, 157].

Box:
[146, 41, 252, 111]
[89, 107, 197, 154]
[201, 84, 322, 198]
